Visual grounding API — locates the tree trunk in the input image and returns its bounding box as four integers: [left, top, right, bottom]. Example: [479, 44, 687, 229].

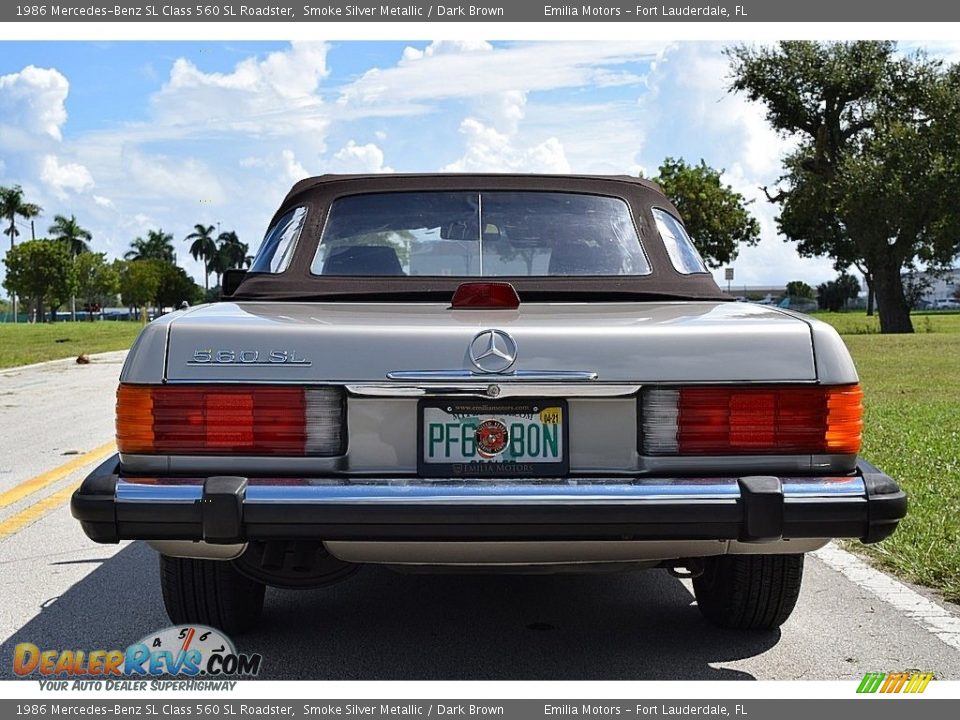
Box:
[863, 274, 875, 316]
[872, 259, 913, 333]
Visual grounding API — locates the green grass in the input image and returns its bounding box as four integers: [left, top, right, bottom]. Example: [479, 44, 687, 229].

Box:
[0, 322, 143, 369]
[810, 310, 960, 335]
[814, 313, 960, 602]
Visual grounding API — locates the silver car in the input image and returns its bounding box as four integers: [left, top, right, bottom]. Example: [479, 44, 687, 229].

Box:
[72, 174, 906, 633]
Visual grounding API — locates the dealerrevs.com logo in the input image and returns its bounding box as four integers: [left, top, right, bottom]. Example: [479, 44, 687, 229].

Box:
[14, 625, 262, 690]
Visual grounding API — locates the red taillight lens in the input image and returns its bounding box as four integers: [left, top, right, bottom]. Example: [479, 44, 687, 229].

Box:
[450, 282, 521, 309]
[642, 384, 863, 456]
[116, 385, 344, 456]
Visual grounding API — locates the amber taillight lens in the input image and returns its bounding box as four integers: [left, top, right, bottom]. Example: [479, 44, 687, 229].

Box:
[116, 384, 344, 456]
[641, 384, 863, 456]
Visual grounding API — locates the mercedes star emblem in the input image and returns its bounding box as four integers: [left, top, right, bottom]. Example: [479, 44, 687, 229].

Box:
[468, 329, 518, 374]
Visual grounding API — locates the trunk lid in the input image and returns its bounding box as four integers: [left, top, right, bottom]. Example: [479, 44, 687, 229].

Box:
[163, 301, 816, 383]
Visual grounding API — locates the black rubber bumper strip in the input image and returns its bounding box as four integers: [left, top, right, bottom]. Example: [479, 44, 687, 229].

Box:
[70, 456, 907, 545]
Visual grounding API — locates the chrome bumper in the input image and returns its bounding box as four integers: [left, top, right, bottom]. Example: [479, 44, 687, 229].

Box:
[71, 456, 906, 545]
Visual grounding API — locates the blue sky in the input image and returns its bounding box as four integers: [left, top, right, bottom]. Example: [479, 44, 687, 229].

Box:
[1, 40, 956, 292]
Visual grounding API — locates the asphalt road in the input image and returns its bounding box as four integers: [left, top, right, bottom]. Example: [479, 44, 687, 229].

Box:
[1, 353, 960, 681]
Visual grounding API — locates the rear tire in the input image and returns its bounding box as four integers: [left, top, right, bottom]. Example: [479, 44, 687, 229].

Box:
[692, 553, 804, 630]
[159, 554, 266, 634]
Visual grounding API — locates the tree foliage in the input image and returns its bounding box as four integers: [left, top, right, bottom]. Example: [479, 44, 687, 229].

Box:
[0, 185, 42, 248]
[727, 41, 960, 333]
[117, 259, 162, 311]
[2, 239, 75, 321]
[125, 229, 176, 263]
[155, 262, 203, 309]
[74, 252, 120, 309]
[816, 273, 861, 311]
[786, 280, 814, 299]
[49, 214, 92, 257]
[185, 223, 217, 291]
[650, 158, 761, 268]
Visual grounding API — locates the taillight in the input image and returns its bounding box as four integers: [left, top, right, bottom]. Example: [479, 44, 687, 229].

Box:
[116, 385, 344, 456]
[641, 384, 862, 456]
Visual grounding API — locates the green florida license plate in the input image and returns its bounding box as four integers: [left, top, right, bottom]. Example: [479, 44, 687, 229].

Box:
[418, 399, 568, 478]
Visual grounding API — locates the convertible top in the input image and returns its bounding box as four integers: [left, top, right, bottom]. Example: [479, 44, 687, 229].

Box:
[231, 173, 730, 302]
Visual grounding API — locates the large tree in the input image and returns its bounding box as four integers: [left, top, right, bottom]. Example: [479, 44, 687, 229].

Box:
[155, 262, 204, 310]
[117, 260, 162, 323]
[125, 229, 176, 263]
[0, 185, 42, 250]
[48, 214, 92, 257]
[185, 223, 217, 291]
[74, 252, 120, 316]
[817, 273, 861, 311]
[727, 41, 960, 333]
[49, 214, 94, 320]
[650, 158, 761, 268]
[3, 239, 75, 322]
[0, 185, 42, 322]
[209, 230, 249, 287]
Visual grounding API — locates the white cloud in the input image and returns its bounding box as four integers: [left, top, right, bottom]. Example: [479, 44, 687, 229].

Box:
[40, 154, 95, 197]
[400, 40, 494, 62]
[0, 65, 69, 142]
[330, 141, 393, 174]
[92, 194, 113, 208]
[339, 41, 668, 110]
[443, 119, 570, 174]
[124, 150, 225, 205]
[281, 149, 309, 182]
[150, 42, 330, 148]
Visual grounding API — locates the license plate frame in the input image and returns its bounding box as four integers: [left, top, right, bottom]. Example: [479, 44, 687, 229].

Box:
[417, 398, 569, 479]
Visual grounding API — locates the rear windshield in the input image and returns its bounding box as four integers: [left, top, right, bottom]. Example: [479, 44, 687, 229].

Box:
[311, 191, 651, 277]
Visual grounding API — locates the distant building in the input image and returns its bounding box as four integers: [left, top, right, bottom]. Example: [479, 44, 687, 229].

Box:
[905, 267, 960, 306]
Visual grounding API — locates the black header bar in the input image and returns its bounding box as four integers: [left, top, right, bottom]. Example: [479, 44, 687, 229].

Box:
[5, 1, 960, 23]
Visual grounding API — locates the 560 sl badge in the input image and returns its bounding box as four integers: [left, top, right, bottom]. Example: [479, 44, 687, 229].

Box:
[189, 349, 311, 366]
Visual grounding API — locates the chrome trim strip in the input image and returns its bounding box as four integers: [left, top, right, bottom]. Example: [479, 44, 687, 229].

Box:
[347, 383, 640, 398]
[116, 484, 202, 502]
[386, 370, 599, 381]
[115, 476, 866, 504]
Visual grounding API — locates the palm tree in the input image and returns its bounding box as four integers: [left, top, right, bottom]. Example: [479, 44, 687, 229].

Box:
[0, 185, 42, 250]
[0, 185, 42, 323]
[211, 231, 250, 286]
[49, 214, 93, 321]
[185, 223, 217, 291]
[125, 229, 176, 263]
[49, 214, 92, 256]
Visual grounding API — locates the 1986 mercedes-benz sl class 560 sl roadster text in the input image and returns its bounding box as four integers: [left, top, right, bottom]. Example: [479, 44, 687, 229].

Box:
[71, 174, 907, 633]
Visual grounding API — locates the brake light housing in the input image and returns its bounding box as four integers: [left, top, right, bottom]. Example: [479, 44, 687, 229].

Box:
[116, 384, 345, 456]
[641, 384, 863, 456]
[450, 282, 521, 309]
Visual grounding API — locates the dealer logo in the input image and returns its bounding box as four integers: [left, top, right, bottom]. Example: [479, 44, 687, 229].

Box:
[13, 624, 262, 684]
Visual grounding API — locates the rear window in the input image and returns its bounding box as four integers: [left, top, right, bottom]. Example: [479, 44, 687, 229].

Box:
[249, 206, 306, 274]
[311, 191, 651, 277]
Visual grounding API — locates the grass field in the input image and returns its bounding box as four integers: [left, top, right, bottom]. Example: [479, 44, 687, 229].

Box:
[814, 312, 960, 602]
[0, 321, 143, 369]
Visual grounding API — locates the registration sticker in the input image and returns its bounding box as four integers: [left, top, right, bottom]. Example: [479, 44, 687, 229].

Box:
[417, 399, 569, 478]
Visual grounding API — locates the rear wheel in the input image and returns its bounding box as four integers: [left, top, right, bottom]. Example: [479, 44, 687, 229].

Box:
[692, 553, 804, 630]
[159, 555, 266, 634]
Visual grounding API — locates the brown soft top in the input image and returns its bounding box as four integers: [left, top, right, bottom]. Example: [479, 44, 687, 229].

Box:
[232, 173, 729, 302]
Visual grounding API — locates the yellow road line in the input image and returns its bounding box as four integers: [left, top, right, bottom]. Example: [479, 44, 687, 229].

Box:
[0, 480, 83, 540]
[0, 440, 116, 508]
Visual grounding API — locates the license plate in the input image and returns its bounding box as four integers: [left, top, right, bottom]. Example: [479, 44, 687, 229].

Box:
[418, 399, 568, 478]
